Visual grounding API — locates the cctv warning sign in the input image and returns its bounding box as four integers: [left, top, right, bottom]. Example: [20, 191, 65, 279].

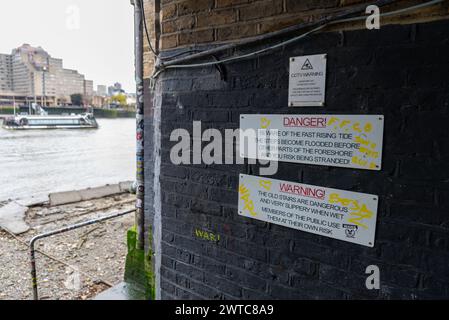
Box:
[289, 54, 327, 107]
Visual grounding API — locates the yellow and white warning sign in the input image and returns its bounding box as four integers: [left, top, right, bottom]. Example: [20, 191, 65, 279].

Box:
[238, 174, 378, 247]
[240, 114, 384, 171]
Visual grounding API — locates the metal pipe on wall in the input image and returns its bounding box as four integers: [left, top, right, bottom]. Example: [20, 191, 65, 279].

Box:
[132, 0, 145, 250]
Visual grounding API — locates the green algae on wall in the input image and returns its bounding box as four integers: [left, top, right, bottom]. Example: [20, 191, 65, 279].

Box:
[124, 226, 155, 300]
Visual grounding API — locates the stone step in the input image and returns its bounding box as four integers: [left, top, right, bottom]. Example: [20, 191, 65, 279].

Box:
[93, 282, 147, 300]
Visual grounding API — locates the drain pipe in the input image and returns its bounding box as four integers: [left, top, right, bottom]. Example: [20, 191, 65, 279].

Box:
[132, 0, 145, 250]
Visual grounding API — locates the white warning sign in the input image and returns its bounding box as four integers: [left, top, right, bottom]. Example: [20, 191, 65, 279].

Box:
[289, 54, 327, 107]
[238, 174, 378, 247]
[240, 114, 384, 171]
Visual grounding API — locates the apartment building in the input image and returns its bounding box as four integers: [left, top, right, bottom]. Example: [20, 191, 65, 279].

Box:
[0, 54, 13, 93]
[0, 44, 93, 106]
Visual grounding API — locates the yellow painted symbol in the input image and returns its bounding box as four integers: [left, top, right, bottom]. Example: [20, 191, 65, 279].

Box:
[352, 156, 369, 167]
[340, 120, 351, 128]
[352, 122, 362, 133]
[195, 229, 220, 242]
[239, 184, 257, 217]
[347, 203, 373, 230]
[329, 193, 353, 206]
[355, 136, 369, 145]
[328, 117, 339, 126]
[364, 122, 373, 133]
[329, 193, 374, 230]
[359, 147, 379, 159]
[260, 117, 271, 129]
[326, 117, 380, 169]
[259, 179, 272, 191]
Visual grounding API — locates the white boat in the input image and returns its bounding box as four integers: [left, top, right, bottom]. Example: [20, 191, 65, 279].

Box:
[2, 113, 98, 130]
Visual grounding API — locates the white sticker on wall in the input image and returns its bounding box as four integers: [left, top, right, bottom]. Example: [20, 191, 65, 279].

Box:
[238, 174, 378, 247]
[240, 114, 384, 171]
[289, 54, 327, 107]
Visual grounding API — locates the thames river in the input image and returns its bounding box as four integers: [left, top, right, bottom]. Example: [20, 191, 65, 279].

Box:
[0, 118, 136, 202]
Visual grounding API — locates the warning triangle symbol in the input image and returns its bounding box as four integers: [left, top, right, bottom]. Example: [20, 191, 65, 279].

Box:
[301, 59, 313, 70]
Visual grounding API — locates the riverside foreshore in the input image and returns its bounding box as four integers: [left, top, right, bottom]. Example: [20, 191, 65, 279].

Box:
[0, 182, 136, 300]
[0, 189, 136, 300]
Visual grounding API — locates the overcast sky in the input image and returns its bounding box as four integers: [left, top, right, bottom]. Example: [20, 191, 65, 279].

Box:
[0, 0, 135, 93]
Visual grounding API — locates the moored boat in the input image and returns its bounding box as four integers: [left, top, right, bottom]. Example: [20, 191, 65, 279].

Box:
[2, 113, 98, 130]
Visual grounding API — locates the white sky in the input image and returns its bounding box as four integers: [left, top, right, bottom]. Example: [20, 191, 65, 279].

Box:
[0, 0, 135, 93]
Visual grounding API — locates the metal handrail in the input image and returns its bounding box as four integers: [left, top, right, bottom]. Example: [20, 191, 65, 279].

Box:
[29, 209, 136, 300]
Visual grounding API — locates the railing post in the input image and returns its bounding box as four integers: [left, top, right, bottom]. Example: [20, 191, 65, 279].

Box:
[29, 209, 135, 300]
[30, 239, 38, 300]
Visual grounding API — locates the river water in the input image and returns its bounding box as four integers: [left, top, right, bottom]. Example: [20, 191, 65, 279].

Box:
[0, 118, 136, 202]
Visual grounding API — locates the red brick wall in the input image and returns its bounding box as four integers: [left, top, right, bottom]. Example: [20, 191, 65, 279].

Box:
[143, 0, 157, 79]
[143, 0, 449, 77]
[159, 0, 448, 49]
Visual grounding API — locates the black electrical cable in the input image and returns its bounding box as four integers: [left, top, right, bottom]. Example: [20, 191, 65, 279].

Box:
[139, 0, 158, 56]
[153, 0, 444, 74]
[160, 49, 203, 60]
[139, 0, 203, 61]
[158, 0, 400, 68]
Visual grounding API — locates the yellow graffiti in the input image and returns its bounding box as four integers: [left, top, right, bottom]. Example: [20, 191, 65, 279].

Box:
[328, 117, 339, 127]
[352, 156, 377, 169]
[329, 193, 374, 230]
[330, 117, 379, 169]
[340, 120, 351, 128]
[259, 179, 272, 191]
[352, 122, 373, 133]
[364, 122, 373, 133]
[239, 184, 257, 217]
[195, 229, 220, 242]
[330, 117, 373, 136]
[354, 135, 370, 146]
[359, 146, 379, 159]
[260, 117, 271, 129]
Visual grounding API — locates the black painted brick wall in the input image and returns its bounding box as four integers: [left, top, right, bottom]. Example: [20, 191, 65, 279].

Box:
[144, 19, 449, 299]
[144, 82, 158, 258]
